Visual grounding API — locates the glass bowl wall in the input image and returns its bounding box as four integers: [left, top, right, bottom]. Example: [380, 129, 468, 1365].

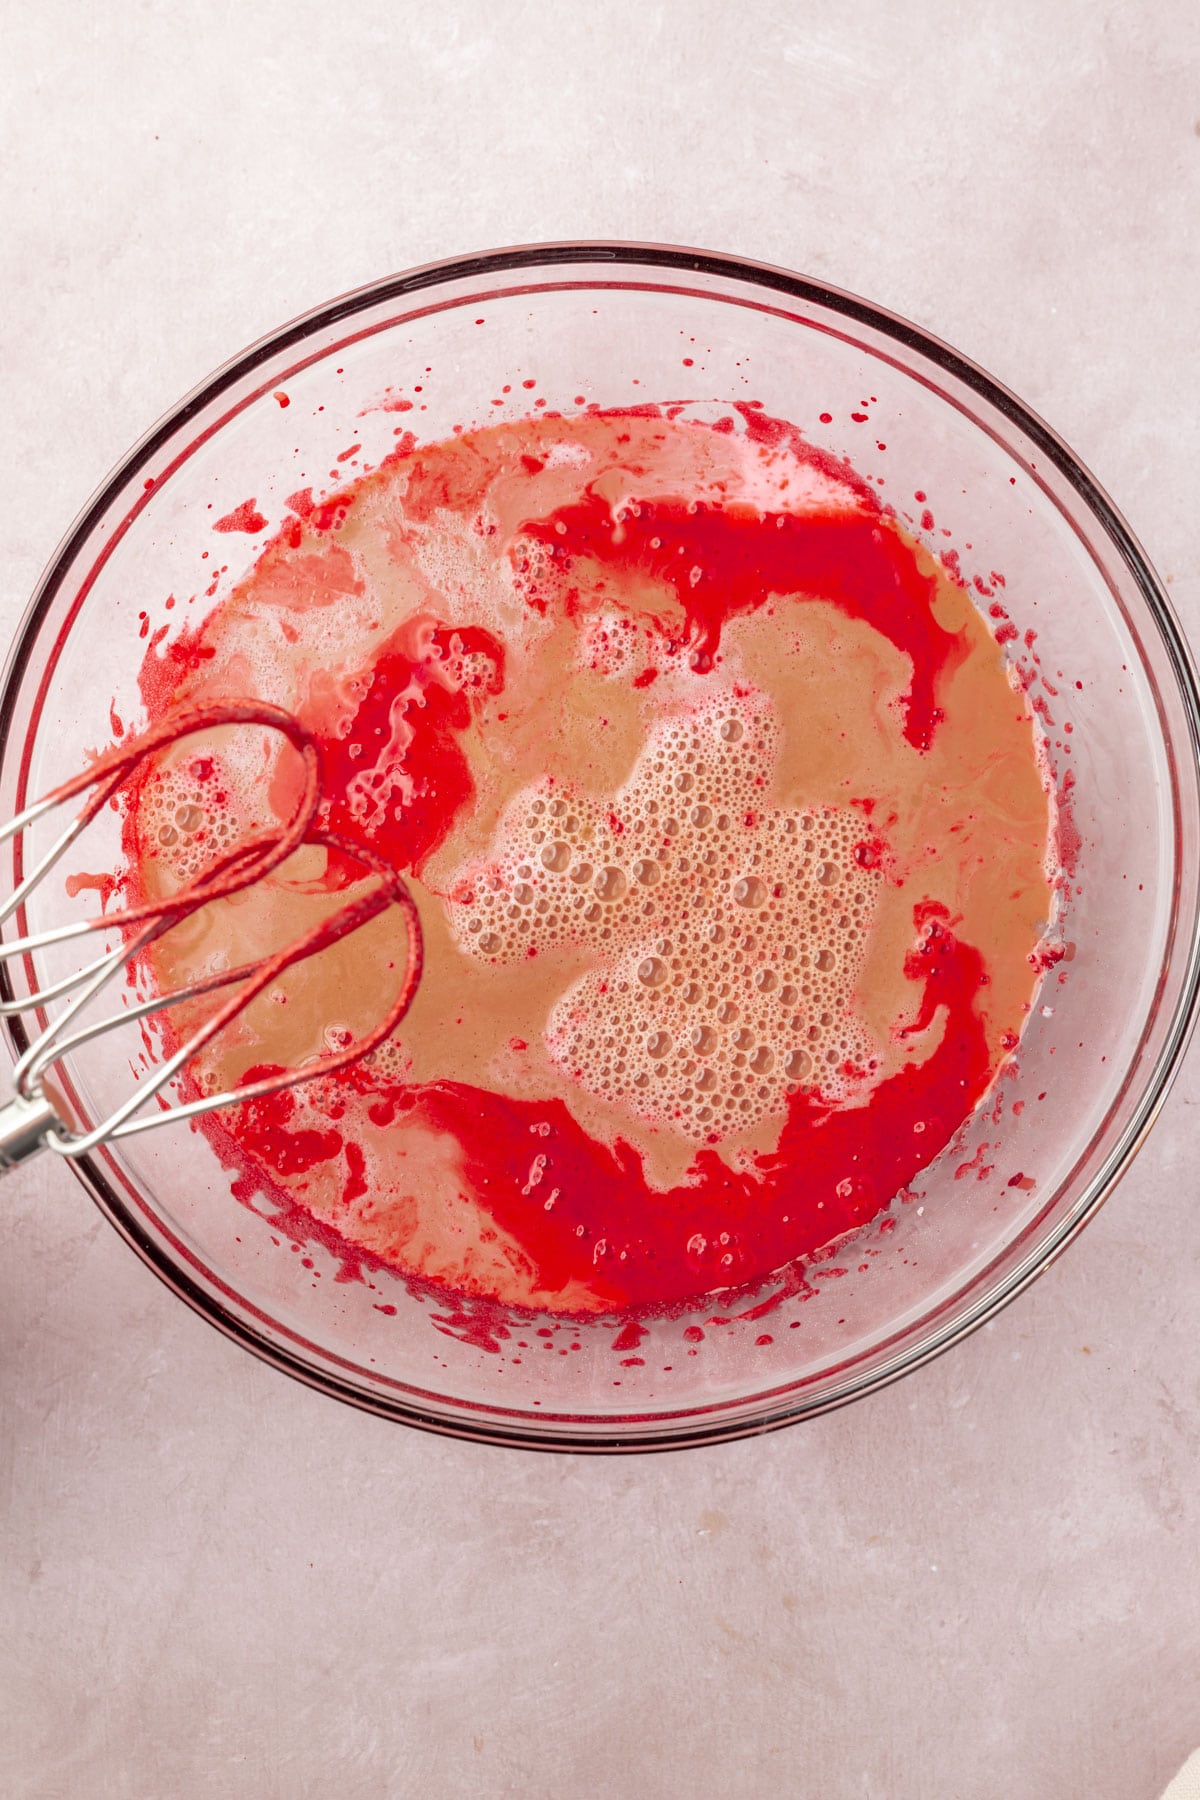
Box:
[2, 244, 1196, 1449]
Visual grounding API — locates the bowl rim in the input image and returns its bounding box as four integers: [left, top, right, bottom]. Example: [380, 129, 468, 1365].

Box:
[5, 238, 1199, 1452]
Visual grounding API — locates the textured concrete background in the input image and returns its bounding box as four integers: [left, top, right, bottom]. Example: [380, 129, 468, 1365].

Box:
[1, 3, 1199, 1795]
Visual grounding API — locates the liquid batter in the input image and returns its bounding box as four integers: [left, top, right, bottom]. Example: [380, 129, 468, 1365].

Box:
[128, 405, 1055, 1315]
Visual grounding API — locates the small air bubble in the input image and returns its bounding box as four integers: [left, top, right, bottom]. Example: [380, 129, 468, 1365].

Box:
[733, 876, 766, 907]
[593, 866, 626, 900]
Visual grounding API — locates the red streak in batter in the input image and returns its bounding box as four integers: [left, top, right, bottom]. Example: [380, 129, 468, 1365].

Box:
[520, 492, 963, 750]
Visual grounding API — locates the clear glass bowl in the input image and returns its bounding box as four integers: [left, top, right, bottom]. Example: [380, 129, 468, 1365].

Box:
[3, 243, 1197, 1450]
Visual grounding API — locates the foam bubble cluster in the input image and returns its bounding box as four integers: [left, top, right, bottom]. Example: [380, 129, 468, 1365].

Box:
[576, 610, 648, 679]
[445, 689, 883, 1141]
[137, 753, 247, 886]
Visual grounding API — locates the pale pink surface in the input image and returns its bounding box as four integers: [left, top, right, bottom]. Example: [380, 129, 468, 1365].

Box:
[1, 3, 1199, 1795]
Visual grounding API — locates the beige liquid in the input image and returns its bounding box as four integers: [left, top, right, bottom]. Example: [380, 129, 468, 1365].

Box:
[129, 410, 1054, 1310]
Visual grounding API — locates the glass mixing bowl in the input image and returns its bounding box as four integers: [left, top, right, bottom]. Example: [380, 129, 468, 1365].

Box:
[3, 243, 1197, 1450]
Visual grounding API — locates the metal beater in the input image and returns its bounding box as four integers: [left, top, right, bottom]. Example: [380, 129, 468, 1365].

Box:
[0, 701, 422, 1169]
